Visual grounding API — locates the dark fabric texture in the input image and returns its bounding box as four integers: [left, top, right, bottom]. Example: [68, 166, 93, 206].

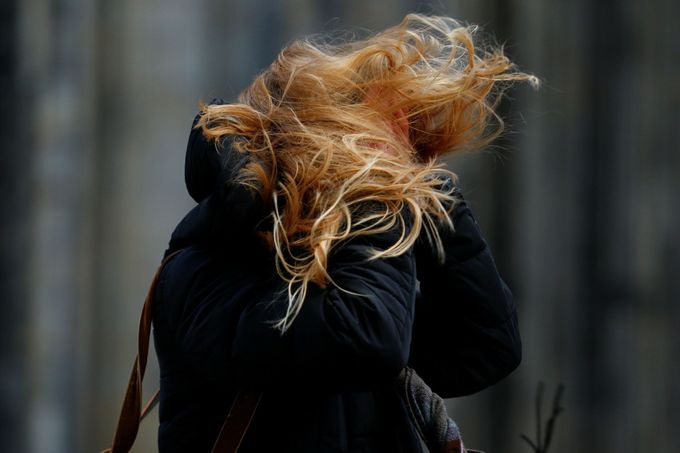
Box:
[409, 182, 522, 399]
[151, 110, 521, 452]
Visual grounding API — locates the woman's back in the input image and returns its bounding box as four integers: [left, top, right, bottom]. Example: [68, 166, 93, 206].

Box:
[153, 186, 426, 452]
[152, 170, 521, 452]
[152, 195, 271, 451]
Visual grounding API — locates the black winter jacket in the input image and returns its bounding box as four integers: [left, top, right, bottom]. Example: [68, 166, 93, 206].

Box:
[152, 115, 521, 453]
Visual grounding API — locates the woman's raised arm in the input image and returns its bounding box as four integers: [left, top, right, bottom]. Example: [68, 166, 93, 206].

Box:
[230, 216, 417, 393]
[409, 184, 521, 398]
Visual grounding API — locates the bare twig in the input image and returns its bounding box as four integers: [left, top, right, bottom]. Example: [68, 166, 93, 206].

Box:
[536, 381, 544, 449]
[519, 434, 538, 451]
[520, 383, 565, 453]
[542, 384, 565, 452]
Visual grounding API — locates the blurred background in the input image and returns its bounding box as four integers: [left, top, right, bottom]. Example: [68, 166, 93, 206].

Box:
[2, 0, 678, 452]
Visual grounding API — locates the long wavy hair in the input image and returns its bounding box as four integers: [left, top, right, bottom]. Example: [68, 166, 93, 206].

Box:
[196, 13, 538, 332]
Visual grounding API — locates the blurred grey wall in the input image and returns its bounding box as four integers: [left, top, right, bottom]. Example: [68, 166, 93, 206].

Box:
[2, 0, 678, 452]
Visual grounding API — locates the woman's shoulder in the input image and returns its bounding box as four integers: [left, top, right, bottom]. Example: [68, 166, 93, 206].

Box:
[158, 243, 275, 304]
[153, 244, 279, 354]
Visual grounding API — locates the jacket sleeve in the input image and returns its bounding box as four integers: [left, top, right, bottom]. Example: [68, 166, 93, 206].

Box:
[229, 216, 417, 393]
[408, 184, 521, 398]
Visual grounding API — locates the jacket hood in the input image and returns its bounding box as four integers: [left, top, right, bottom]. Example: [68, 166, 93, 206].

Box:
[164, 102, 271, 259]
[184, 98, 227, 204]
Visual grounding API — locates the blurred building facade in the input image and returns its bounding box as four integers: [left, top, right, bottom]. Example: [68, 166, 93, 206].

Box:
[1, 0, 679, 452]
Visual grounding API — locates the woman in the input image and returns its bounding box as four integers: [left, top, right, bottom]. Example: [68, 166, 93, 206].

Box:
[153, 13, 537, 453]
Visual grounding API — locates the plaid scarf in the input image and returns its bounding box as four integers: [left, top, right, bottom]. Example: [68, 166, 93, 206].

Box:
[396, 367, 482, 453]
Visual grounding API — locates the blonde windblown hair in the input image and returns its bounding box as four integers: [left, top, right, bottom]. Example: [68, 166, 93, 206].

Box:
[196, 13, 538, 332]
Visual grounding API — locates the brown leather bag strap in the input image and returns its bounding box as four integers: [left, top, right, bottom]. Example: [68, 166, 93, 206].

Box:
[211, 391, 262, 453]
[140, 389, 160, 421]
[103, 249, 184, 453]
